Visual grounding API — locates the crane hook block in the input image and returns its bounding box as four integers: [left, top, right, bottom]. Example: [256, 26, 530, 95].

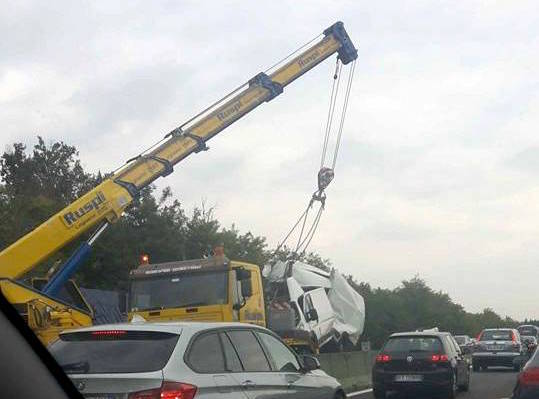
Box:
[318, 167, 334, 192]
[323, 21, 358, 65]
[249, 72, 283, 102]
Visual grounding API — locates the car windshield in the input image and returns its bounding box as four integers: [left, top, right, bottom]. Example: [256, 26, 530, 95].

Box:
[383, 337, 443, 353]
[49, 330, 179, 374]
[129, 271, 228, 311]
[480, 330, 513, 341]
[454, 336, 466, 345]
[518, 327, 538, 337]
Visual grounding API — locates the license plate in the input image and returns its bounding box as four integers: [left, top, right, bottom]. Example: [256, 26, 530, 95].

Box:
[487, 345, 504, 351]
[395, 374, 423, 382]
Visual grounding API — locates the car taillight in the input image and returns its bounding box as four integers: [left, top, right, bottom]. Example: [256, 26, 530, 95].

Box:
[476, 332, 482, 341]
[376, 354, 391, 363]
[512, 332, 517, 342]
[520, 367, 539, 385]
[431, 354, 449, 362]
[128, 382, 197, 399]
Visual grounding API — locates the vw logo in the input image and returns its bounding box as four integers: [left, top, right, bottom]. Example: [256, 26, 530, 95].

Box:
[76, 381, 86, 391]
[406, 356, 414, 363]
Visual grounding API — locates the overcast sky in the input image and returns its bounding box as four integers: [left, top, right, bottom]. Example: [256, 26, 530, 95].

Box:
[2, 1, 539, 320]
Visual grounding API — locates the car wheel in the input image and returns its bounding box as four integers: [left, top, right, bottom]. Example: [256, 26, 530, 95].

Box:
[334, 390, 346, 399]
[373, 386, 386, 399]
[446, 372, 457, 399]
[458, 370, 470, 392]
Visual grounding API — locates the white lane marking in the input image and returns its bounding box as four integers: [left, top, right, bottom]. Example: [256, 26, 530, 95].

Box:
[347, 388, 373, 397]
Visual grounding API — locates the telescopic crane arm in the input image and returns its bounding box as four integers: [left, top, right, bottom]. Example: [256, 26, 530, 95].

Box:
[0, 22, 357, 282]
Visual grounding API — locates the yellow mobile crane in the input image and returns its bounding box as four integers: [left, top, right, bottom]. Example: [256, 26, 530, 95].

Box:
[0, 22, 357, 345]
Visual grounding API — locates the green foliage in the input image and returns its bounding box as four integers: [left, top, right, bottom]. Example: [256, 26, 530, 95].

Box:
[0, 138, 269, 290]
[0, 137, 526, 343]
[351, 275, 519, 348]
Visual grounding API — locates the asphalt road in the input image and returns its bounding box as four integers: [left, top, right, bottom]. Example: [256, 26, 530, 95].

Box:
[350, 368, 519, 399]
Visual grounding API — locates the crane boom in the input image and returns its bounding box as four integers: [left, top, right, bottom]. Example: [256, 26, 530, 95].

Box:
[0, 22, 357, 281]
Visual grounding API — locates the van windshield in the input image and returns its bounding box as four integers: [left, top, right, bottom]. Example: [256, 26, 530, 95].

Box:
[129, 271, 228, 311]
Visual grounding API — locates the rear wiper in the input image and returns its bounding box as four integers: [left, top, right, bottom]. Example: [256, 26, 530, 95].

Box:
[60, 361, 89, 373]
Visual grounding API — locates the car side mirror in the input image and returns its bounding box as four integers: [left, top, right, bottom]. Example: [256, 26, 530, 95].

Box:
[301, 355, 321, 371]
[306, 309, 318, 322]
[241, 278, 253, 298]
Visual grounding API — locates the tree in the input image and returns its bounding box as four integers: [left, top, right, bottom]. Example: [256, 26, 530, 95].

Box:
[0, 137, 269, 291]
[0, 137, 527, 343]
[0, 137, 98, 251]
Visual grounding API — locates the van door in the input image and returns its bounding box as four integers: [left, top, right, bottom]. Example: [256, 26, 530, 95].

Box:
[304, 288, 335, 346]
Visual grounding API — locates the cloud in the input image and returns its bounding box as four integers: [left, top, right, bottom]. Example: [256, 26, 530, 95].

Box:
[2, 0, 539, 320]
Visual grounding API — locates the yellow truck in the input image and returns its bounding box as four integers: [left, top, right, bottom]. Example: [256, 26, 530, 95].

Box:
[128, 250, 319, 353]
[0, 21, 358, 345]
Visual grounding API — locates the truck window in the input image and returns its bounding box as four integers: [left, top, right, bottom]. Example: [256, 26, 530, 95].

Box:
[129, 270, 228, 311]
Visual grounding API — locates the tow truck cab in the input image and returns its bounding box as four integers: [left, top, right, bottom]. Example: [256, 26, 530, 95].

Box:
[127, 254, 266, 327]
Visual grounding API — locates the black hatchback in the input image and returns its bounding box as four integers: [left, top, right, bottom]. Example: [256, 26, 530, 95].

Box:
[372, 331, 471, 398]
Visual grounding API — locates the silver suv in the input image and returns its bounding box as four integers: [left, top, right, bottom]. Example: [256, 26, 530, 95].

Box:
[472, 328, 522, 371]
[49, 321, 344, 398]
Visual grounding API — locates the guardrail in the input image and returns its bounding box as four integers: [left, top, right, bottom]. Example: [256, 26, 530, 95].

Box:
[319, 351, 377, 393]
